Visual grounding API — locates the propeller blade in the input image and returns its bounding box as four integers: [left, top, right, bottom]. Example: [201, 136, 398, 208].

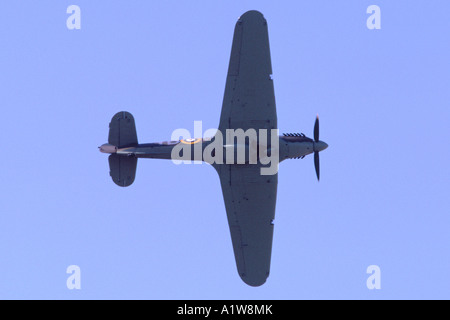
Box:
[314, 115, 319, 142]
[314, 151, 320, 181]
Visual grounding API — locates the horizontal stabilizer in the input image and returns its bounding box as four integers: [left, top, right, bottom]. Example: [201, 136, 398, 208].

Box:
[108, 154, 137, 187]
[108, 111, 138, 147]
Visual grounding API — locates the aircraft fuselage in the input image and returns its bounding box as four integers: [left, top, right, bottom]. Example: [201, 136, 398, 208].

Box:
[99, 135, 328, 164]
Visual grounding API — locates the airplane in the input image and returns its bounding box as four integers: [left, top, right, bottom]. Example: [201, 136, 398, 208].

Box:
[99, 10, 328, 287]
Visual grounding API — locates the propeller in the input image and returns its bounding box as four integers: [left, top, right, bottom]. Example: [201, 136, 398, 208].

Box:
[314, 115, 319, 142]
[313, 115, 320, 181]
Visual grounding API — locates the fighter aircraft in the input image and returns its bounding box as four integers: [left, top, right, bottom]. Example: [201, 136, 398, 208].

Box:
[99, 10, 328, 286]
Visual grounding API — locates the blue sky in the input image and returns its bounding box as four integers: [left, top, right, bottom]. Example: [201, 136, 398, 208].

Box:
[1, 1, 449, 299]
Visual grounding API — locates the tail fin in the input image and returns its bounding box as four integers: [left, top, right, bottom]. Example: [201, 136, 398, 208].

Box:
[108, 111, 138, 187]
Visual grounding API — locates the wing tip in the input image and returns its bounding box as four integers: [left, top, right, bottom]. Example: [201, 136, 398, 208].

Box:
[238, 10, 265, 22]
[240, 272, 269, 287]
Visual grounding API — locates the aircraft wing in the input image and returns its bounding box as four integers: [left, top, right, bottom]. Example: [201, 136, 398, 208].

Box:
[214, 164, 277, 286]
[218, 10, 277, 133]
[214, 11, 278, 286]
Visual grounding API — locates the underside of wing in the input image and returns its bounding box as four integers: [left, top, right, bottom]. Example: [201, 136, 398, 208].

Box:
[214, 164, 277, 286]
[218, 10, 277, 133]
[213, 10, 279, 286]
